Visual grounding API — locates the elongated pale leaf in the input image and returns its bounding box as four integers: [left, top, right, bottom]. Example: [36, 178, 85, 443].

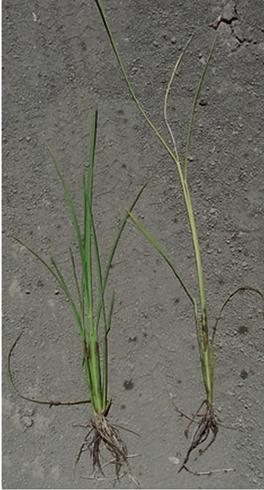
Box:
[14, 237, 58, 282]
[94, 0, 207, 333]
[88, 203, 109, 407]
[81, 110, 104, 413]
[95, 183, 148, 331]
[86, 110, 98, 211]
[83, 110, 98, 321]
[14, 237, 83, 336]
[128, 211, 197, 315]
[94, 0, 184, 182]
[164, 35, 193, 160]
[86, 182, 146, 409]
[69, 247, 83, 312]
[90, 209, 107, 335]
[50, 257, 83, 335]
[184, 36, 217, 180]
[48, 148, 85, 267]
[106, 290, 115, 335]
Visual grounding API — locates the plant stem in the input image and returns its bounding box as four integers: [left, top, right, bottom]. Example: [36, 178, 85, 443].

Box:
[183, 181, 207, 328]
[86, 330, 103, 414]
[182, 180, 213, 402]
[94, 0, 215, 405]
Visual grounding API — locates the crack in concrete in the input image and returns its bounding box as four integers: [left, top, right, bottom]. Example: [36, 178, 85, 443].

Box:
[210, 1, 252, 49]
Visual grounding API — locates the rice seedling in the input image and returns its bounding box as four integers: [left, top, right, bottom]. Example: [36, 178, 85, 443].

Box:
[8, 109, 145, 483]
[94, 0, 264, 474]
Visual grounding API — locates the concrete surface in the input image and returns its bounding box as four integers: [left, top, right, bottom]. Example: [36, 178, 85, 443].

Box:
[2, 0, 264, 488]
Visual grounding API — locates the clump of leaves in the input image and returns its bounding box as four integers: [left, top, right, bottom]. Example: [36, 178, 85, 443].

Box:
[94, 0, 264, 474]
[8, 110, 144, 484]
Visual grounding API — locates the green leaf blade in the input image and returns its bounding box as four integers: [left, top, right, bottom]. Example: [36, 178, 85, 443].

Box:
[184, 35, 217, 180]
[128, 211, 197, 315]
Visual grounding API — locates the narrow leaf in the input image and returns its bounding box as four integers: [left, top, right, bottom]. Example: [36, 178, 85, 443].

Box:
[50, 257, 83, 336]
[95, 183, 148, 330]
[106, 290, 115, 335]
[69, 247, 83, 311]
[128, 211, 197, 314]
[184, 35, 217, 180]
[94, 0, 184, 182]
[48, 148, 85, 266]
[164, 35, 193, 160]
[83, 110, 98, 328]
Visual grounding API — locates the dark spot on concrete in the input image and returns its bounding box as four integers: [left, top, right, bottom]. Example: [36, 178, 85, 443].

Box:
[117, 109, 124, 115]
[121, 404, 126, 410]
[218, 277, 224, 285]
[37, 279, 44, 287]
[199, 98, 208, 106]
[123, 118, 128, 124]
[123, 379, 134, 390]
[239, 325, 248, 335]
[128, 336, 137, 343]
[25, 290, 31, 295]
[80, 40, 87, 51]
[177, 379, 182, 384]
[121, 163, 127, 169]
[172, 217, 178, 223]
[143, 332, 148, 338]
[174, 298, 180, 304]
[191, 344, 196, 351]
[240, 369, 248, 379]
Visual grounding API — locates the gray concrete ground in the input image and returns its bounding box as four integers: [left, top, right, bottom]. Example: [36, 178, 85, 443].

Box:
[2, 0, 264, 488]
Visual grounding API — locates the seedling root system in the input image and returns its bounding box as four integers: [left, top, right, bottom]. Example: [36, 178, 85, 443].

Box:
[76, 414, 128, 476]
[75, 414, 139, 485]
[178, 400, 218, 473]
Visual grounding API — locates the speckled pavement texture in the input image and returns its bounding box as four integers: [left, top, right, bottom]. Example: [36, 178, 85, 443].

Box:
[2, 0, 264, 488]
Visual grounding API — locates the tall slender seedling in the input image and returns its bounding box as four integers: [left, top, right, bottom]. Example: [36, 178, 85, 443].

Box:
[94, 0, 264, 473]
[9, 110, 145, 482]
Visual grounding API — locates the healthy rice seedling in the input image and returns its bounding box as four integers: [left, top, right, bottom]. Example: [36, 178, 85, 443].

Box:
[94, 0, 264, 474]
[8, 110, 145, 483]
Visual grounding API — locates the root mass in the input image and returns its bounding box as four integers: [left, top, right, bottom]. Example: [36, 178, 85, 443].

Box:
[75, 414, 133, 482]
